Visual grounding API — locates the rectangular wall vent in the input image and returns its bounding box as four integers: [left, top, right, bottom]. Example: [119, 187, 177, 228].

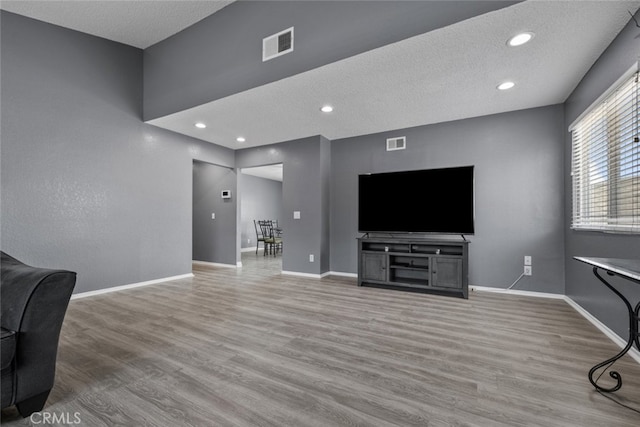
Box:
[263, 27, 294, 62]
[386, 136, 406, 151]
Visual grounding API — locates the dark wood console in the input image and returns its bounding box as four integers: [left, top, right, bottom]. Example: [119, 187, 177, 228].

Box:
[358, 237, 469, 298]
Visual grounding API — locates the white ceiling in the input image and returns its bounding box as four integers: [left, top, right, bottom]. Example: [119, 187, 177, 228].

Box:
[150, 0, 640, 149]
[0, 0, 234, 49]
[242, 164, 283, 182]
[3, 1, 639, 151]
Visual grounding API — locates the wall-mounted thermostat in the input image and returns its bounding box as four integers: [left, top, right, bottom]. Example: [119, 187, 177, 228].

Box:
[221, 190, 232, 199]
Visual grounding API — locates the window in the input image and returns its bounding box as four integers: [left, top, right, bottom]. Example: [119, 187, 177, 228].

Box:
[571, 68, 639, 233]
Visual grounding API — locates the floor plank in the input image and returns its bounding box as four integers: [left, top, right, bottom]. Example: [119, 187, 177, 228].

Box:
[2, 252, 640, 426]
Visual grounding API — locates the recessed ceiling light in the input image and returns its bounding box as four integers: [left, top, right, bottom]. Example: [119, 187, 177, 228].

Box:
[507, 32, 534, 47]
[195, 122, 207, 129]
[320, 105, 334, 113]
[497, 81, 515, 90]
[236, 137, 246, 143]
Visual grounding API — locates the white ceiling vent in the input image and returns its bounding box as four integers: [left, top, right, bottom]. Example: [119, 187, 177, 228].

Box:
[386, 136, 406, 151]
[263, 27, 294, 62]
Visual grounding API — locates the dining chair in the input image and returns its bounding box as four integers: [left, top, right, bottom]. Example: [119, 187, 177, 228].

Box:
[258, 220, 283, 256]
[253, 220, 266, 254]
[271, 220, 283, 254]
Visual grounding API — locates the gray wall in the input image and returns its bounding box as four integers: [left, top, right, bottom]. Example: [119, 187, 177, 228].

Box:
[4, 7, 637, 346]
[143, 0, 518, 120]
[236, 136, 330, 275]
[320, 136, 331, 273]
[563, 18, 640, 338]
[0, 12, 234, 293]
[331, 105, 566, 293]
[192, 161, 237, 265]
[239, 173, 283, 250]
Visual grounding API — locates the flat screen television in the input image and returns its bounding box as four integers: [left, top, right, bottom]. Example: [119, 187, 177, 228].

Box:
[358, 166, 475, 234]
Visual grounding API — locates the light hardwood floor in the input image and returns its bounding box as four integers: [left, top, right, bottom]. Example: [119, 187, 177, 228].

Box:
[2, 252, 640, 426]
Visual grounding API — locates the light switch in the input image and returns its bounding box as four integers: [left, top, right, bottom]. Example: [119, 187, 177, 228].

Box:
[293, 211, 301, 219]
[211, 213, 215, 219]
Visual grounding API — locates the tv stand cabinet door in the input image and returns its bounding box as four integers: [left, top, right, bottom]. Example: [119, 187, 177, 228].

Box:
[431, 257, 462, 289]
[360, 252, 387, 284]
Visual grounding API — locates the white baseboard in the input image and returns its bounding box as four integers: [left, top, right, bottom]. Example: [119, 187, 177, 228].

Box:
[71, 273, 194, 300]
[471, 285, 565, 300]
[564, 296, 640, 364]
[473, 285, 640, 365]
[281, 270, 332, 279]
[281, 271, 357, 279]
[328, 271, 358, 278]
[192, 260, 239, 269]
[281, 270, 356, 279]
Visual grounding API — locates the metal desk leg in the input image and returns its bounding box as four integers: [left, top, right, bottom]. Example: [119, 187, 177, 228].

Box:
[588, 267, 640, 392]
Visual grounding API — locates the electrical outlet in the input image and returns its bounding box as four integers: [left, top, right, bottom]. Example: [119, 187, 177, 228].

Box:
[524, 265, 532, 276]
[309, 254, 314, 262]
[211, 213, 215, 220]
[524, 256, 532, 266]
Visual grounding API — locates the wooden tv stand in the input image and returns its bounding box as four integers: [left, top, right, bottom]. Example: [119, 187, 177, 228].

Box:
[357, 237, 469, 298]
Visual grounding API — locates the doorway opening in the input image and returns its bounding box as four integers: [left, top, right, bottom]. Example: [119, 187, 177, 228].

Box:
[239, 164, 284, 270]
[192, 160, 237, 269]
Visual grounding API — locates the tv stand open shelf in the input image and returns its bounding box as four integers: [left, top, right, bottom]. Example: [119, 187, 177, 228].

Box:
[358, 237, 469, 298]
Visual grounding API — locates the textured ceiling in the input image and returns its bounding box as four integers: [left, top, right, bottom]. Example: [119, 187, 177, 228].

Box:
[3, 1, 639, 151]
[150, 0, 640, 149]
[0, 0, 234, 48]
[242, 164, 283, 182]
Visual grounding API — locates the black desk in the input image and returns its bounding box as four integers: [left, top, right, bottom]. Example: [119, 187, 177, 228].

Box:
[574, 257, 640, 392]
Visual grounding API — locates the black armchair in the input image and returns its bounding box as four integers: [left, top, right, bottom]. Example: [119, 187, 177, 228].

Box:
[1, 252, 76, 417]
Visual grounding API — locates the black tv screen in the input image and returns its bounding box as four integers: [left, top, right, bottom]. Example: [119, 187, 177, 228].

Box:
[358, 166, 475, 234]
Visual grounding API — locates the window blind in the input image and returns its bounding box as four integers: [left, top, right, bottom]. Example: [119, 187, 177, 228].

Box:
[571, 70, 639, 233]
